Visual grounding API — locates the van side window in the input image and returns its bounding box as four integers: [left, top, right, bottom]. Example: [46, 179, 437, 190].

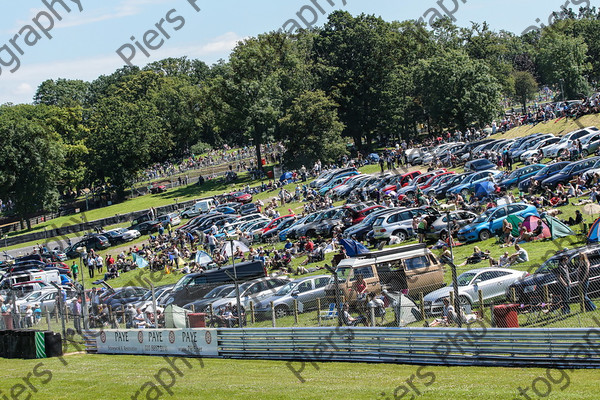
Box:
[404, 256, 430, 271]
[314, 277, 329, 288]
[350, 266, 374, 280]
[192, 276, 208, 286]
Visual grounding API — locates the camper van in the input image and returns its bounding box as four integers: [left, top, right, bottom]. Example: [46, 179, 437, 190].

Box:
[324, 244, 445, 306]
[180, 199, 216, 218]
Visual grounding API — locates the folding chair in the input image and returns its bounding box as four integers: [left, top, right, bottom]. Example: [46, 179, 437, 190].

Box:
[320, 303, 338, 319]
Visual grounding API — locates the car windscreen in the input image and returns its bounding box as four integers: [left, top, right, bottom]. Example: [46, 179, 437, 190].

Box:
[457, 272, 476, 286]
[473, 209, 493, 223]
[275, 281, 297, 296]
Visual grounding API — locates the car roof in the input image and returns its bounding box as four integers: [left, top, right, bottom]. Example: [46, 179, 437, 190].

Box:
[462, 267, 520, 274]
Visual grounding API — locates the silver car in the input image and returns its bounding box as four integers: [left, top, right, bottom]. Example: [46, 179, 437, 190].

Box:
[205, 277, 291, 312]
[423, 267, 527, 316]
[425, 211, 477, 240]
[254, 275, 331, 318]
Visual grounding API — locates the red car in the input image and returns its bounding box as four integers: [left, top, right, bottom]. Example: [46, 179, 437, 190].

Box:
[261, 214, 296, 234]
[149, 183, 167, 194]
[418, 171, 455, 190]
[349, 205, 385, 225]
[225, 191, 252, 204]
[382, 171, 421, 193]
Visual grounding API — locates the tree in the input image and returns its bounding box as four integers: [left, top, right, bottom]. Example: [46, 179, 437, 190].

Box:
[0, 105, 64, 229]
[536, 33, 591, 99]
[415, 49, 502, 130]
[33, 79, 90, 107]
[279, 90, 346, 168]
[513, 71, 538, 111]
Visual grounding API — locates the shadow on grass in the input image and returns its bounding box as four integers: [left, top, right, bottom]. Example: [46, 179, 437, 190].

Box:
[156, 174, 265, 201]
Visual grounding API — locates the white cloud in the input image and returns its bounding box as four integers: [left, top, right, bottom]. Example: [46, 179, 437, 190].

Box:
[0, 32, 243, 105]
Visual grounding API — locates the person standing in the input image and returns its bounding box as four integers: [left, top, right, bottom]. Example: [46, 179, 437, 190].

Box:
[72, 299, 82, 334]
[95, 254, 104, 274]
[87, 255, 95, 278]
[577, 253, 597, 312]
[70, 262, 79, 281]
[557, 255, 571, 315]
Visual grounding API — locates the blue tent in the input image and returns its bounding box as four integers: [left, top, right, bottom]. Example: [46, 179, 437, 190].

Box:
[280, 172, 293, 182]
[340, 238, 370, 257]
[474, 181, 495, 197]
[588, 217, 600, 243]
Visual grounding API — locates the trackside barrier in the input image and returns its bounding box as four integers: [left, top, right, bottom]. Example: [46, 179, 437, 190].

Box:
[86, 327, 600, 368]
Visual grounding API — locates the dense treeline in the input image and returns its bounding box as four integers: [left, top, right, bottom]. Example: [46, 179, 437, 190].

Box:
[1, 8, 599, 225]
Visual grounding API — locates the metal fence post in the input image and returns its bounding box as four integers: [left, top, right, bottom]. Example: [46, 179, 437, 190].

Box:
[250, 301, 255, 325]
[370, 305, 376, 327]
[478, 289, 484, 319]
[579, 284, 585, 313]
[490, 302, 495, 328]
[317, 298, 321, 327]
[293, 300, 298, 325]
[46, 309, 51, 331]
[419, 292, 425, 322]
[544, 285, 550, 304]
[511, 287, 516, 304]
[271, 301, 276, 327]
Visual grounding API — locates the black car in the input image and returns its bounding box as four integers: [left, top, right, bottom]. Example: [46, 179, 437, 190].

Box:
[99, 286, 149, 309]
[129, 220, 162, 235]
[240, 203, 261, 216]
[182, 284, 235, 311]
[518, 162, 570, 192]
[342, 208, 398, 241]
[541, 157, 600, 189]
[465, 158, 498, 172]
[165, 260, 267, 306]
[508, 245, 600, 305]
[65, 234, 111, 258]
[432, 173, 472, 199]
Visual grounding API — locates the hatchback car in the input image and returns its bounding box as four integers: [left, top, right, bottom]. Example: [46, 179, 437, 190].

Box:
[203, 277, 291, 312]
[424, 268, 528, 315]
[464, 159, 498, 172]
[254, 275, 331, 319]
[457, 203, 538, 242]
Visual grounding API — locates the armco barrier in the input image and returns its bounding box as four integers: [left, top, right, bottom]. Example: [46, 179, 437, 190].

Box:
[0, 330, 62, 359]
[87, 327, 600, 368]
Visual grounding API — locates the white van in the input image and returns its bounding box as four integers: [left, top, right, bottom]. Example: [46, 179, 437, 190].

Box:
[180, 199, 216, 218]
[0, 270, 60, 289]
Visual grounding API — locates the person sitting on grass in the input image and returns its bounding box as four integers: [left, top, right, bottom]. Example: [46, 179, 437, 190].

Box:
[489, 251, 510, 268]
[429, 298, 457, 327]
[508, 244, 529, 266]
[459, 247, 490, 266]
[342, 303, 367, 327]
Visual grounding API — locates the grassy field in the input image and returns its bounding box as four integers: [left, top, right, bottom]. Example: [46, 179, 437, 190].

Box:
[491, 114, 600, 140]
[0, 354, 596, 400]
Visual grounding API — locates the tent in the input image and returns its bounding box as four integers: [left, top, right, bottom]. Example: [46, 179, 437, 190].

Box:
[368, 153, 380, 162]
[164, 305, 189, 328]
[194, 250, 213, 267]
[280, 171, 293, 182]
[522, 215, 551, 239]
[381, 290, 419, 326]
[474, 181, 495, 197]
[505, 214, 524, 237]
[340, 238, 370, 257]
[220, 240, 250, 257]
[543, 215, 574, 240]
[588, 217, 600, 243]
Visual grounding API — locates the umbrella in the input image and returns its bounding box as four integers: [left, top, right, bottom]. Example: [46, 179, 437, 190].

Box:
[582, 203, 600, 215]
[280, 172, 293, 182]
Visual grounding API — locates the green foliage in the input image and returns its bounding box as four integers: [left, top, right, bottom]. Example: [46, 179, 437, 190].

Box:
[279, 90, 346, 168]
[0, 105, 65, 227]
[513, 70, 539, 111]
[537, 32, 591, 99]
[190, 141, 212, 155]
[414, 49, 503, 130]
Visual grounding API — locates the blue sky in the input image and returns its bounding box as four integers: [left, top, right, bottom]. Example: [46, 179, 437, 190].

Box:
[0, 0, 589, 104]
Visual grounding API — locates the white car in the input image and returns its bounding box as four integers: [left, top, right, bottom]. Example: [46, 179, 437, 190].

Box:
[17, 289, 77, 313]
[158, 213, 181, 227]
[105, 227, 141, 243]
[423, 267, 527, 316]
[203, 277, 291, 313]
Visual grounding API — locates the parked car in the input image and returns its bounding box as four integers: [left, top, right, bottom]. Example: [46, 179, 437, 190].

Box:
[149, 183, 167, 194]
[103, 227, 141, 245]
[579, 130, 600, 157]
[541, 156, 600, 189]
[496, 164, 545, 190]
[425, 211, 477, 240]
[158, 212, 181, 227]
[182, 284, 235, 311]
[457, 203, 539, 242]
[372, 207, 439, 242]
[254, 275, 331, 318]
[239, 203, 261, 216]
[64, 234, 110, 258]
[446, 170, 504, 198]
[510, 134, 555, 160]
[128, 220, 162, 235]
[423, 268, 528, 315]
[544, 126, 599, 158]
[508, 244, 600, 305]
[464, 159, 498, 172]
[204, 277, 292, 312]
[222, 192, 252, 204]
[518, 162, 570, 192]
[99, 286, 149, 310]
[519, 137, 560, 162]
